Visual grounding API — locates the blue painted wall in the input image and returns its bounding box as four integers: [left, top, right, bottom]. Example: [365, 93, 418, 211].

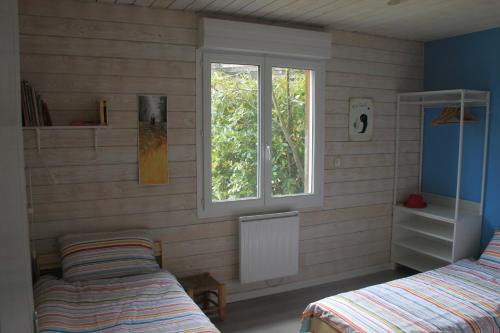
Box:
[424, 28, 500, 247]
[421, 108, 485, 202]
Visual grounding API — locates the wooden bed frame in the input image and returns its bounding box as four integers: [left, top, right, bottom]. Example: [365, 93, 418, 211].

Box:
[309, 317, 339, 333]
[33, 241, 163, 278]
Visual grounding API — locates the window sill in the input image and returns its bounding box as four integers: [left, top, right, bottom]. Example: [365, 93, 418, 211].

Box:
[197, 195, 324, 219]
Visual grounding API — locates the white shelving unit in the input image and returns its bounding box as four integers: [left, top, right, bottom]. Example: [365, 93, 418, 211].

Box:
[23, 125, 111, 151]
[392, 90, 490, 272]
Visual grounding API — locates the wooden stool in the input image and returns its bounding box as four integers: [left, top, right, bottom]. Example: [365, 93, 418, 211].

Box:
[178, 272, 226, 321]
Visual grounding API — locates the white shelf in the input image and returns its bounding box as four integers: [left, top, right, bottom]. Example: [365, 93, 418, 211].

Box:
[394, 253, 448, 272]
[396, 218, 454, 242]
[393, 236, 452, 262]
[23, 125, 110, 129]
[393, 89, 487, 271]
[399, 99, 488, 107]
[394, 203, 456, 223]
[398, 89, 490, 107]
[23, 125, 111, 151]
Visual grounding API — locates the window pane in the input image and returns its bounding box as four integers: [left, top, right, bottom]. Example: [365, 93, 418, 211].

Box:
[271, 67, 312, 196]
[211, 63, 259, 201]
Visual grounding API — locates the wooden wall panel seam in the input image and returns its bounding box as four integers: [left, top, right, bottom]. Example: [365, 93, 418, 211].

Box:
[19, 1, 424, 297]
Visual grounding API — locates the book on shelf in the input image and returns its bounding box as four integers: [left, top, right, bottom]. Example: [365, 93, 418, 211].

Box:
[98, 98, 108, 125]
[21, 80, 52, 127]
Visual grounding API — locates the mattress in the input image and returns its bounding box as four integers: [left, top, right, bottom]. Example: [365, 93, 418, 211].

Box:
[34, 271, 220, 333]
[301, 259, 500, 333]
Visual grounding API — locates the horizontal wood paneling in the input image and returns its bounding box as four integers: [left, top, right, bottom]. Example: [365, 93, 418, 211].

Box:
[39, 110, 196, 130]
[326, 72, 421, 91]
[25, 145, 194, 168]
[323, 191, 394, 209]
[325, 166, 394, 183]
[327, 58, 422, 80]
[19, 0, 197, 28]
[23, 128, 194, 148]
[300, 227, 391, 254]
[20, 15, 197, 45]
[21, 35, 196, 61]
[331, 44, 423, 67]
[325, 179, 394, 196]
[300, 204, 391, 227]
[38, 93, 195, 112]
[22, 73, 195, 95]
[34, 193, 196, 222]
[27, 161, 195, 185]
[21, 55, 196, 78]
[30, 178, 196, 204]
[325, 154, 392, 169]
[328, 30, 422, 55]
[20, 0, 423, 300]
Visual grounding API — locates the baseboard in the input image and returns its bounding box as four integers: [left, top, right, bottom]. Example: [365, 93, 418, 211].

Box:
[227, 263, 392, 303]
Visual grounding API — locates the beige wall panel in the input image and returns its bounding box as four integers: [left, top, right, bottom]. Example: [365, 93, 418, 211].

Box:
[326, 72, 422, 91]
[300, 204, 391, 227]
[21, 55, 196, 78]
[329, 30, 423, 54]
[19, 0, 197, 28]
[300, 227, 391, 254]
[22, 73, 195, 95]
[325, 166, 394, 183]
[303, 241, 390, 266]
[326, 141, 395, 155]
[323, 191, 393, 209]
[326, 58, 423, 79]
[324, 178, 394, 196]
[300, 216, 392, 241]
[31, 177, 196, 204]
[324, 154, 394, 169]
[19, 15, 197, 45]
[34, 193, 196, 222]
[39, 93, 195, 112]
[20, 0, 423, 300]
[331, 44, 423, 66]
[20, 35, 195, 61]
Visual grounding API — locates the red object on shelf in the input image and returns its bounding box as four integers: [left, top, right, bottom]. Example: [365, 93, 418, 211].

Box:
[404, 193, 427, 208]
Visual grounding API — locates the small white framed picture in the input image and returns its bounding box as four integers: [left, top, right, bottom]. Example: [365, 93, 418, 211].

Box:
[349, 97, 373, 141]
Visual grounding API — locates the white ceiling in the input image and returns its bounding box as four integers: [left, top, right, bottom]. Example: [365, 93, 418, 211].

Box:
[95, 0, 500, 41]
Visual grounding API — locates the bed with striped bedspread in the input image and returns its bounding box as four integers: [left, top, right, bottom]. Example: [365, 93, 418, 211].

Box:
[301, 259, 499, 333]
[34, 271, 220, 333]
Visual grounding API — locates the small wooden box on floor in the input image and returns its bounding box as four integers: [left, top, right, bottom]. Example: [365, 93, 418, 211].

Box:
[178, 272, 226, 320]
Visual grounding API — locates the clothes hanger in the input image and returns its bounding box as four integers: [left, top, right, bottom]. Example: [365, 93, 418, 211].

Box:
[431, 107, 478, 126]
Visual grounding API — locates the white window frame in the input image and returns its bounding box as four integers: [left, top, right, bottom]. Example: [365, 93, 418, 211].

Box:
[197, 50, 324, 218]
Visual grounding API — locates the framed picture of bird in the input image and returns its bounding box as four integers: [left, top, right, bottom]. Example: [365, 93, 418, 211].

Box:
[349, 97, 373, 141]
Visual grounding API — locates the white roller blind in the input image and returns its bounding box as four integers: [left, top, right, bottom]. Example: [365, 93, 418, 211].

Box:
[200, 18, 332, 60]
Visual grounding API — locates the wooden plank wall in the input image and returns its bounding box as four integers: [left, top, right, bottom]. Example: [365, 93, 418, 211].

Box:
[19, 0, 423, 300]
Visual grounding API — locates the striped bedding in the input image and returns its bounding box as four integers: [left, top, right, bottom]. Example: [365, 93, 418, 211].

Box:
[479, 230, 500, 270]
[301, 259, 500, 333]
[59, 230, 160, 282]
[34, 271, 220, 333]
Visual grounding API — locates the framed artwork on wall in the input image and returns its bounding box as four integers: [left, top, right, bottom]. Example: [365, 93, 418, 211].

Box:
[138, 95, 169, 185]
[349, 97, 373, 141]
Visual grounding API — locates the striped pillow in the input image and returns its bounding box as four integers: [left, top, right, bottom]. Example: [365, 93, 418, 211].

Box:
[478, 229, 500, 269]
[59, 230, 160, 282]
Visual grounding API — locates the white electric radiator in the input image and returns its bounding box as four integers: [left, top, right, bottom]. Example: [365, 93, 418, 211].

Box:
[239, 211, 299, 284]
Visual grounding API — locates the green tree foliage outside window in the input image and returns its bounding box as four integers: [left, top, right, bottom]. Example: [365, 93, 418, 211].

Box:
[211, 64, 309, 202]
[272, 67, 309, 196]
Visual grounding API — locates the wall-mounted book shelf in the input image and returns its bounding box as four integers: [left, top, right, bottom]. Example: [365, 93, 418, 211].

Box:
[23, 126, 111, 151]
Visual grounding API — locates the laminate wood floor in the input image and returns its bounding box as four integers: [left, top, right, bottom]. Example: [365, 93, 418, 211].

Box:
[213, 268, 414, 333]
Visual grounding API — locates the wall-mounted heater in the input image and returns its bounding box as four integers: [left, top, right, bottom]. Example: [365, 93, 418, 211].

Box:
[239, 211, 299, 284]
